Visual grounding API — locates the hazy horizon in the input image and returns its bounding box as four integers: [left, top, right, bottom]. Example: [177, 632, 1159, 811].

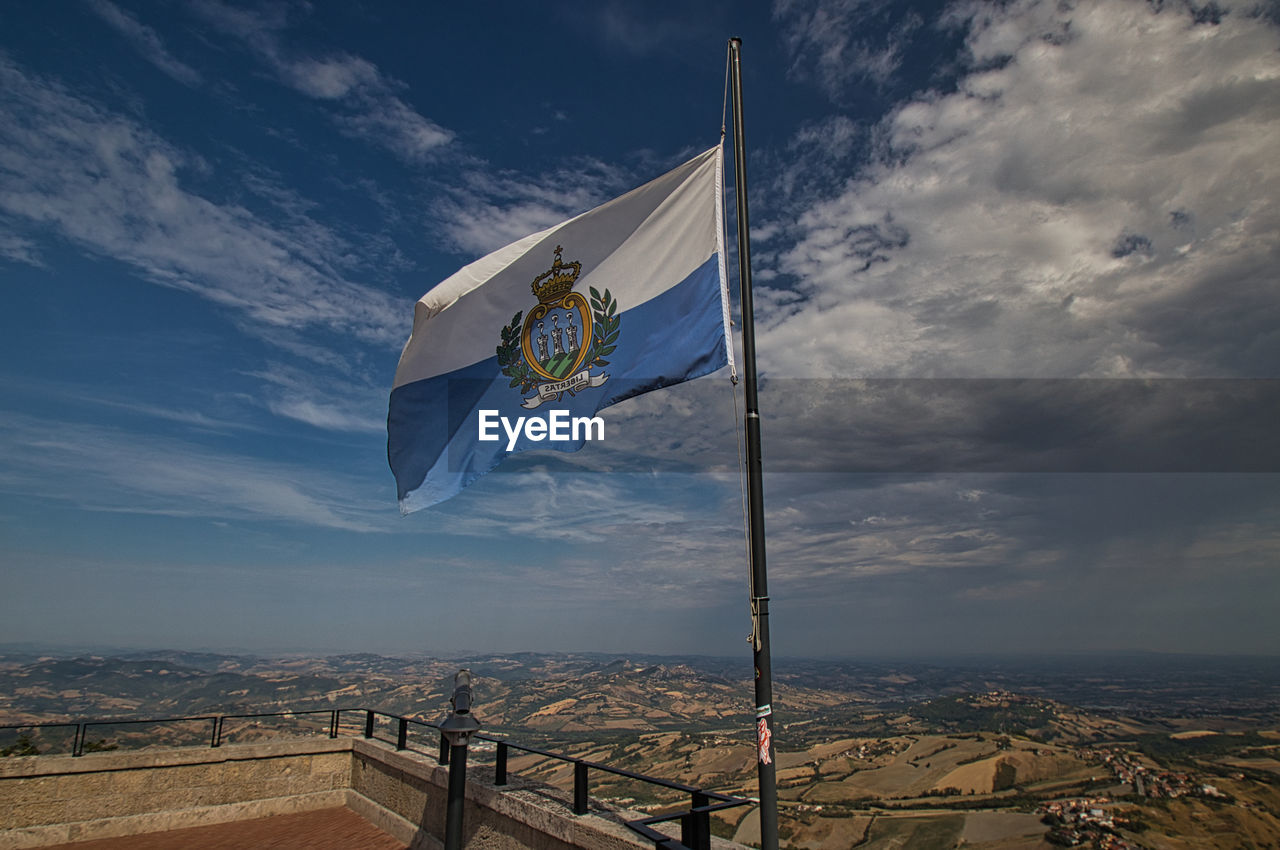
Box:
[5, 642, 1279, 665]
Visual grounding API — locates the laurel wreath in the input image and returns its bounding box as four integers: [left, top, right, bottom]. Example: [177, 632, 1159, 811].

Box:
[585, 287, 619, 367]
[496, 288, 618, 395]
[497, 310, 535, 392]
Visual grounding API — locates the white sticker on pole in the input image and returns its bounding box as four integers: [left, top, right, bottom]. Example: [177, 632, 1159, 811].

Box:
[756, 706, 773, 765]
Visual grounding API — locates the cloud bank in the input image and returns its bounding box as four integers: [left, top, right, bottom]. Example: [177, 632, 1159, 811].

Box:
[764, 0, 1280, 379]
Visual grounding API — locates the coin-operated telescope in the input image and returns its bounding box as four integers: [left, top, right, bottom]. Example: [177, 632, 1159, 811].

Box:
[440, 669, 481, 850]
[439, 668, 481, 746]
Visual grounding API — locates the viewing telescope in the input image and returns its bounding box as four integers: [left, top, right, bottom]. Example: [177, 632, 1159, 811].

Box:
[440, 669, 480, 850]
[440, 669, 480, 747]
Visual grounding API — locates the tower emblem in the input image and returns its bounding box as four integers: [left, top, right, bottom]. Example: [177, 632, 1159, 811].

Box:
[496, 246, 619, 409]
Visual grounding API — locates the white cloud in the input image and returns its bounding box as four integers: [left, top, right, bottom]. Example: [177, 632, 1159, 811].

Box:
[765, 0, 1280, 379]
[0, 412, 386, 531]
[760, 474, 1049, 588]
[191, 0, 452, 163]
[90, 397, 258, 433]
[430, 158, 633, 256]
[338, 96, 453, 163]
[86, 0, 202, 86]
[775, 0, 922, 95]
[580, 2, 715, 57]
[789, 114, 860, 162]
[375, 460, 750, 608]
[281, 54, 380, 99]
[0, 59, 404, 346]
[250, 362, 387, 433]
[0, 227, 43, 266]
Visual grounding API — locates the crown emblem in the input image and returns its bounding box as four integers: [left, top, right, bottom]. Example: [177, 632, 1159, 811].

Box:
[531, 245, 581, 304]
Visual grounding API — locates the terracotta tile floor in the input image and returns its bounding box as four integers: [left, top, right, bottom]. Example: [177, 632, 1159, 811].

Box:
[38, 807, 409, 849]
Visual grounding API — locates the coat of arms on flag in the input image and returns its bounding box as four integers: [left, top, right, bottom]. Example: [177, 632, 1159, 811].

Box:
[496, 246, 618, 409]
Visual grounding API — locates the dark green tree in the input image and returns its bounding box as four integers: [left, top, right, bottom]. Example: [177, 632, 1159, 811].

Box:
[1, 734, 39, 757]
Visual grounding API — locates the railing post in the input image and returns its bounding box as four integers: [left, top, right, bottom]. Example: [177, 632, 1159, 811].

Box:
[73, 723, 84, 757]
[439, 732, 450, 765]
[681, 814, 695, 850]
[573, 761, 589, 815]
[692, 792, 711, 850]
[396, 717, 407, 750]
[210, 717, 220, 748]
[364, 711, 375, 738]
[495, 741, 508, 786]
[329, 710, 339, 739]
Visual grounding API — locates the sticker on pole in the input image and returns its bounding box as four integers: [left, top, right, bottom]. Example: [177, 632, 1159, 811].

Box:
[757, 716, 773, 765]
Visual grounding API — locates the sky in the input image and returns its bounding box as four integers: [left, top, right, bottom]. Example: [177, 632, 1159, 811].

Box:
[1, 0, 1278, 659]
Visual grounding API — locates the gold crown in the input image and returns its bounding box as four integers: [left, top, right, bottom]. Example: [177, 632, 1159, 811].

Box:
[531, 245, 581, 304]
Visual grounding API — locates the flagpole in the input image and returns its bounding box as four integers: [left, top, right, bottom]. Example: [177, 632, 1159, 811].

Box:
[728, 36, 779, 850]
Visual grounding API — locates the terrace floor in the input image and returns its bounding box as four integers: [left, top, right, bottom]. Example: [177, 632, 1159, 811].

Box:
[36, 806, 408, 850]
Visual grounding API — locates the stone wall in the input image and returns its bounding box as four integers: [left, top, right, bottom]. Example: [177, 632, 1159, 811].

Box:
[0, 738, 351, 848]
[349, 740, 656, 850]
[0, 736, 673, 850]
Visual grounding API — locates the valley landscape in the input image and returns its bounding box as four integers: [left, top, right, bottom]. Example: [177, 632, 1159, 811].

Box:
[3, 650, 1279, 850]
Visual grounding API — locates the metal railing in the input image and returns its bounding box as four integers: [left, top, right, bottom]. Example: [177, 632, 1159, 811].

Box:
[2, 709, 346, 756]
[487, 735, 749, 850]
[1, 708, 750, 850]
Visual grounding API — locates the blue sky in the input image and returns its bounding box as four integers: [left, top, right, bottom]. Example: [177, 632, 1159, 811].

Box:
[1, 0, 1278, 657]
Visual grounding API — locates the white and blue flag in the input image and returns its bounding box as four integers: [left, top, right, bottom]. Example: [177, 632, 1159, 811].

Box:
[389, 146, 733, 512]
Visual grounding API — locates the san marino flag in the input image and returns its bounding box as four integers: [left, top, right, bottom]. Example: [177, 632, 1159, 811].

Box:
[389, 146, 733, 513]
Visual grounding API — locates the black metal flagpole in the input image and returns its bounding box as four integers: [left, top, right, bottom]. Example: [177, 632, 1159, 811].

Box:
[728, 36, 779, 850]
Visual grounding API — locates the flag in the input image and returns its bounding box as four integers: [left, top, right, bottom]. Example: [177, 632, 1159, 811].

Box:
[389, 145, 733, 513]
